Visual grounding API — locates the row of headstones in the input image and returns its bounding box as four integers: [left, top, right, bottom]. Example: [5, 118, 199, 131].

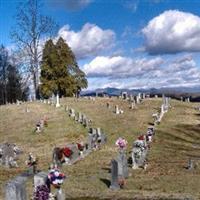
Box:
[40, 93, 61, 108]
[67, 107, 91, 128]
[153, 95, 171, 125]
[180, 97, 190, 102]
[53, 127, 107, 167]
[130, 95, 162, 170]
[0, 143, 22, 168]
[121, 92, 146, 102]
[113, 93, 147, 114]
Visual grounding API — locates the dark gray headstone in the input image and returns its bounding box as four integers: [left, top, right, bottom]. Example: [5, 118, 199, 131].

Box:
[117, 151, 128, 178]
[110, 159, 120, 190]
[52, 147, 62, 167]
[5, 176, 27, 200]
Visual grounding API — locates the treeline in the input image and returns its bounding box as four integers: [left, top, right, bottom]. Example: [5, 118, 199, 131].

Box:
[0, 45, 29, 105]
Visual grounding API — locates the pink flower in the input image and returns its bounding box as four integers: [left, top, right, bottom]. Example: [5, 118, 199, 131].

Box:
[116, 137, 128, 149]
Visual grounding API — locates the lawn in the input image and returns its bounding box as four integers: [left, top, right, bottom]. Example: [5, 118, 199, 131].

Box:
[0, 97, 200, 199]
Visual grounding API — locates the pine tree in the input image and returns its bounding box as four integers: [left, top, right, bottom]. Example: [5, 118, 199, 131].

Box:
[40, 37, 87, 98]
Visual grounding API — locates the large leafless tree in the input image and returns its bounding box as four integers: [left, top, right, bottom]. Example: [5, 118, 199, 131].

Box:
[11, 0, 57, 99]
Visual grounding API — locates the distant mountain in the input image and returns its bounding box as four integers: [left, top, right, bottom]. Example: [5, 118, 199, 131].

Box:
[81, 86, 200, 98]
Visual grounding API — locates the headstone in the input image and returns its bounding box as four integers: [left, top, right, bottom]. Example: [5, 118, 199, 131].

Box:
[187, 158, 194, 170]
[117, 150, 128, 178]
[110, 159, 120, 190]
[5, 176, 27, 200]
[25, 107, 30, 113]
[56, 94, 60, 108]
[132, 140, 148, 169]
[115, 105, 120, 114]
[121, 92, 128, 100]
[65, 105, 69, 112]
[136, 96, 140, 104]
[69, 109, 75, 118]
[78, 112, 82, 123]
[16, 100, 20, 106]
[55, 188, 65, 200]
[129, 94, 134, 102]
[52, 148, 62, 167]
[34, 171, 48, 189]
[0, 143, 21, 168]
[106, 102, 110, 109]
[130, 102, 135, 109]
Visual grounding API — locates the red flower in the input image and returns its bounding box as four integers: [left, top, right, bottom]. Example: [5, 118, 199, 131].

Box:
[62, 147, 73, 158]
[77, 143, 84, 151]
[138, 135, 145, 141]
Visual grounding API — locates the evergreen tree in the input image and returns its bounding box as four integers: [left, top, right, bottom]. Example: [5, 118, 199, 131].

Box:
[40, 39, 58, 98]
[6, 64, 23, 103]
[40, 37, 87, 98]
[0, 45, 9, 104]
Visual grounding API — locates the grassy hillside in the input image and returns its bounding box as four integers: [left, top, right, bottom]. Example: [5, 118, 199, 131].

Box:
[0, 97, 200, 199]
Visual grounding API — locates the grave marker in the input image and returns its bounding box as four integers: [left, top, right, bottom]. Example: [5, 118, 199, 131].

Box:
[110, 159, 120, 190]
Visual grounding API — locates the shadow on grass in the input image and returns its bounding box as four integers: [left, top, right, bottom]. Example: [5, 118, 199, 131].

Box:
[100, 178, 110, 188]
[101, 167, 111, 173]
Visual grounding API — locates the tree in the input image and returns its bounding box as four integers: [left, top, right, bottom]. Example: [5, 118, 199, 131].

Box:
[6, 64, 23, 103]
[0, 45, 29, 105]
[0, 45, 9, 104]
[40, 37, 87, 98]
[11, 0, 57, 100]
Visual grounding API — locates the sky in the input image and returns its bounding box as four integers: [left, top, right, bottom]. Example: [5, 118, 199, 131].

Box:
[1, 0, 200, 90]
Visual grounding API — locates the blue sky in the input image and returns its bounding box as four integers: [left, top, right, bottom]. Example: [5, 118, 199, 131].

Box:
[1, 0, 200, 90]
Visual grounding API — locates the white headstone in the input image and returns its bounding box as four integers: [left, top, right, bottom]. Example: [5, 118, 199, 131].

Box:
[56, 94, 60, 108]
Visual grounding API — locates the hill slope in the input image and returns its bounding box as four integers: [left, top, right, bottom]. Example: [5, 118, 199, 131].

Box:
[0, 98, 200, 199]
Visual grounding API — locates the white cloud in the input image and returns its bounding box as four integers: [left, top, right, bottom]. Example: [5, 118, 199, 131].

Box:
[57, 23, 116, 59]
[83, 54, 200, 89]
[142, 10, 200, 54]
[83, 56, 163, 78]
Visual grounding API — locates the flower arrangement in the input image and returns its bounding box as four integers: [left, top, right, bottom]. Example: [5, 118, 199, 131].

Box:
[62, 147, 73, 158]
[77, 143, 84, 151]
[48, 168, 66, 188]
[33, 184, 50, 200]
[115, 137, 128, 149]
[26, 153, 38, 167]
[138, 135, 146, 141]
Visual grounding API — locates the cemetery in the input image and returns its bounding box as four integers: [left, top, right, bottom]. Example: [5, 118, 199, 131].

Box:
[0, 96, 200, 199]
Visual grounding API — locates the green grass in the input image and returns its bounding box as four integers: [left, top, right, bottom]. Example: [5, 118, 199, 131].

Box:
[0, 97, 200, 199]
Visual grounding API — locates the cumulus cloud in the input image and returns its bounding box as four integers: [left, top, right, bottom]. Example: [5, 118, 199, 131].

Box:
[142, 10, 200, 54]
[83, 56, 164, 78]
[57, 23, 116, 59]
[82, 54, 200, 89]
[49, 0, 92, 11]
